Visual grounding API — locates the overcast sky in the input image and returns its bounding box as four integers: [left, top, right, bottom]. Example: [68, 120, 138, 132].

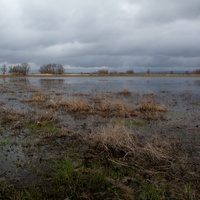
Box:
[0, 0, 200, 72]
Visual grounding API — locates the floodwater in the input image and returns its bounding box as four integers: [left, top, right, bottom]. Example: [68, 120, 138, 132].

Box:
[1, 76, 200, 93]
[0, 76, 200, 186]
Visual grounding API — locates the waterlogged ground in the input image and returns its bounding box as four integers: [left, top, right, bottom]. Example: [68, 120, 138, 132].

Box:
[0, 76, 200, 199]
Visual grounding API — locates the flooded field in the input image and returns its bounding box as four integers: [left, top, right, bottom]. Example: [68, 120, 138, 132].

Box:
[0, 76, 200, 199]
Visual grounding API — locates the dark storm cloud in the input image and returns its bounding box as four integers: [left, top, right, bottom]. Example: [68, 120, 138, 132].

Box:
[0, 0, 200, 72]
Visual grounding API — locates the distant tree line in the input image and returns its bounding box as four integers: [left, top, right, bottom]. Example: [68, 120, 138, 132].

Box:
[39, 63, 65, 74]
[1, 63, 200, 75]
[96, 69, 134, 74]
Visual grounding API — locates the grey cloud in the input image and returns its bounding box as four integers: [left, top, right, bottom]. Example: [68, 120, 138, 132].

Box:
[135, 0, 200, 23]
[0, 0, 200, 72]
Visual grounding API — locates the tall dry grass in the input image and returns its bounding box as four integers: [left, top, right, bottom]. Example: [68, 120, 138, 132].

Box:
[22, 92, 47, 103]
[36, 109, 59, 126]
[1, 108, 26, 124]
[47, 97, 130, 117]
[89, 124, 200, 186]
[47, 98, 91, 112]
[90, 124, 182, 165]
[47, 95, 167, 119]
[97, 100, 130, 117]
[138, 94, 167, 112]
[117, 89, 131, 97]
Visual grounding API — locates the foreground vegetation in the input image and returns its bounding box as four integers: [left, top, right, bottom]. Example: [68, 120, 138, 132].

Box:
[0, 78, 199, 199]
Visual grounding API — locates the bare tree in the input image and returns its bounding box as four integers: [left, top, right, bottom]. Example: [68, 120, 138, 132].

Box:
[98, 70, 109, 74]
[193, 69, 200, 74]
[1, 64, 7, 75]
[185, 70, 190, 74]
[21, 63, 30, 75]
[39, 64, 65, 74]
[126, 70, 134, 74]
[9, 63, 30, 75]
[110, 70, 118, 74]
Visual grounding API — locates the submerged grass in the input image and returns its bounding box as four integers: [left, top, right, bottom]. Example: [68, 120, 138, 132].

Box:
[0, 79, 199, 199]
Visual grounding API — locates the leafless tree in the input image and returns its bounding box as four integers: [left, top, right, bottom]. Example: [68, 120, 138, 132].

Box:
[1, 64, 7, 75]
[39, 63, 65, 74]
[193, 69, 200, 74]
[98, 70, 109, 74]
[9, 63, 30, 75]
[126, 70, 134, 74]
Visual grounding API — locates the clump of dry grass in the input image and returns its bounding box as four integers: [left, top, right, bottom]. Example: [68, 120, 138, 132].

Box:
[55, 91, 64, 96]
[117, 89, 131, 97]
[48, 97, 132, 117]
[47, 98, 91, 113]
[111, 101, 130, 117]
[47, 98, 60, 109]
[98, 100, 130, 117]
[90, 124, 177, 164]
[30, 92, 47, 102]
[89, 124, 199, 183]
[91, 96, 102, 103]
[138, 94, 167, 112]
[22, 92, 47, 103]
[0, 108, 26, 124]
[67, 99, 91, 112]
[36, 109, 59, 126]
[90, 125, 141, 157]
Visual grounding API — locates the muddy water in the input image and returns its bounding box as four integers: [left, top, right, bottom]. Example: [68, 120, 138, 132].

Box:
[0, 76, 200, 185]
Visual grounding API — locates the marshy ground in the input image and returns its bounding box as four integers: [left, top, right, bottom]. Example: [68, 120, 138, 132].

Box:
[0, 77, 200, 199]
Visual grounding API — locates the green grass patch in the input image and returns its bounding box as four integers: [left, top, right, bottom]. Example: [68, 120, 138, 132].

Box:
[0, 138, 11, 145]
[137, 181, 166, 200]
[51, 157, 122, 199]
[24, 122, 59, 135]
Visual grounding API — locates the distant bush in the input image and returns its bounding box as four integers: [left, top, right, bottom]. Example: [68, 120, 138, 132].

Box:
[126, 70, 134, 74]
[185, 70, 190, 74]
[193, 69, 200, 74]
[9, 63, 30, 75]
[110, 70, 118, 74]
[39, 64, 64, 74]
[98, 70, 109, 74]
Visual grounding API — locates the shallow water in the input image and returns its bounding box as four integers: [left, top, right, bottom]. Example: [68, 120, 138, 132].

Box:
[0, 76, 200, 185]
[1, 76, 200, 93]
